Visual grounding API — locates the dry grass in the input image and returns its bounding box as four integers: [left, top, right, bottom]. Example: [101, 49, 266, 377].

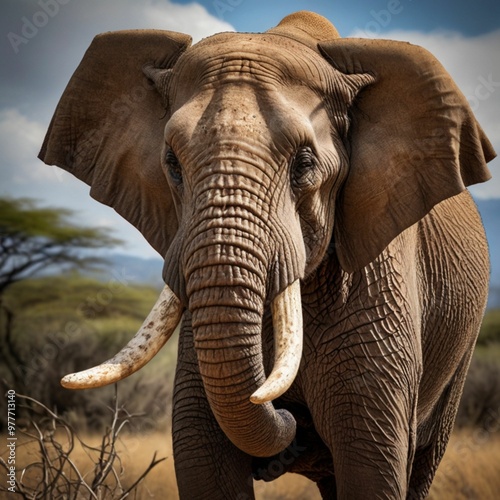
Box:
[8, 431, 177, 499]
[429, 430, 500, 500]
[254, 473, 320, 499]
[8, 430, 500, 499]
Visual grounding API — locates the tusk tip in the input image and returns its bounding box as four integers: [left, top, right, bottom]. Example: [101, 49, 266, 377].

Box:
[60, 284, 182, 390]
[249, 387, 276, 405]
[249, 395, 268, 405]
[60, 366, 116, 390]
[60, 373, 85, 389]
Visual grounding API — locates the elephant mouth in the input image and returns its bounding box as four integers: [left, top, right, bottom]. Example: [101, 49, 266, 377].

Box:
[60, 280, 303, 405]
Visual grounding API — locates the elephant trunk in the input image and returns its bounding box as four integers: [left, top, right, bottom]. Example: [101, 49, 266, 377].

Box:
[185, 224, 301, 457]
[190, 292, 297, 456]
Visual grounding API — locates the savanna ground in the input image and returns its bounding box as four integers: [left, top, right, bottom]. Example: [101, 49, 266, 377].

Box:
[5, 429, 500, 499]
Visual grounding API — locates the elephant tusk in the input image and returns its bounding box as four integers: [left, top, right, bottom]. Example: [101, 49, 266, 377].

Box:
[61, 284, 183, 389]
[250, 280, 303, 404]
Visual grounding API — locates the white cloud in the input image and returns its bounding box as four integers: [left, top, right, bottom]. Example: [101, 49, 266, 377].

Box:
[62, 0, 234, 43]
[141, 0, 234, 41]
[0, 108, 52, 184]
[347, 28, 500, 199]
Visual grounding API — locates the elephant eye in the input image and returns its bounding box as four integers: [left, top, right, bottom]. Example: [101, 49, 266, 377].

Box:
[165, 148, 183, 184]
[291, 147, 317, 191]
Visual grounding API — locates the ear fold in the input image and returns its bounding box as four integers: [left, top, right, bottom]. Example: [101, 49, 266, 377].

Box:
[319, 39, 495, 273]
[39, 30, 192, 257]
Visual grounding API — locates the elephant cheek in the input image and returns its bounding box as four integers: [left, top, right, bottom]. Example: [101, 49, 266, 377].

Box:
[299, 198, 335, 276]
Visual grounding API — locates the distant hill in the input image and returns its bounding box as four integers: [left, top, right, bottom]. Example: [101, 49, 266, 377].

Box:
[89, 253, 164, 289]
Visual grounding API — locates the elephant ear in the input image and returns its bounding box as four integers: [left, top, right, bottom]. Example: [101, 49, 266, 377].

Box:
[319, 39, 495, 273]
[39, 30, 192, 257]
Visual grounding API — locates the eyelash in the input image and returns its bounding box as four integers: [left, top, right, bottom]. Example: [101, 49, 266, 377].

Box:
[165, 148, 183, 184]
[291, 147, 318, 191]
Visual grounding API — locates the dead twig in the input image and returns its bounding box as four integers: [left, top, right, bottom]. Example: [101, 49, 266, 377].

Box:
[0, 387, 166, 499]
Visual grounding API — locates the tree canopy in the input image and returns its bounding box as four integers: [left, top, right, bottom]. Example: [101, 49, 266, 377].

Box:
[0, 198, 120, 294]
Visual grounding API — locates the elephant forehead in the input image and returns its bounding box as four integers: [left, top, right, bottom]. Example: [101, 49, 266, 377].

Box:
[167, 85, 264, 136]
[196, 86, 268, 135]
[166, 82, 318, 157]
[173, 33, 330, 90]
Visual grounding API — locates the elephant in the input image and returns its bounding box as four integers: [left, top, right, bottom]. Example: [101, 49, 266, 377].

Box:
[39, 10, 495, 500]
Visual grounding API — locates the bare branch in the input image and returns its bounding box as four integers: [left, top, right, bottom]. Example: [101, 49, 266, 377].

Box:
[0, 390, 165, 499]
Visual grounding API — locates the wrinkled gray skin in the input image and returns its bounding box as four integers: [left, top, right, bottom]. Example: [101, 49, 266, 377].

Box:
[39, 11, 495, 500]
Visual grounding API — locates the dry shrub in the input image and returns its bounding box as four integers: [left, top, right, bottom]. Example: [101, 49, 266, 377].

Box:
[8, 424, 497, 499]
[108, 431, 500, 499]
[0, 390, 166, 499]
[456, 357, 500, 429]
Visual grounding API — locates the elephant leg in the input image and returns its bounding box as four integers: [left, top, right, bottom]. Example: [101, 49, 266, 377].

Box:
[172, 313, 255, 500]
[408, 353, 474, 499]
[309, 347, 419, 499]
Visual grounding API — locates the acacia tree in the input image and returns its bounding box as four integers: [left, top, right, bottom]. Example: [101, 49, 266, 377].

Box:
[0, 198, 119, 294]
[0, 197, 121, 396]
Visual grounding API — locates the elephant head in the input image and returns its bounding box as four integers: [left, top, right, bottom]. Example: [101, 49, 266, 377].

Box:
[39, 11, 494, 457]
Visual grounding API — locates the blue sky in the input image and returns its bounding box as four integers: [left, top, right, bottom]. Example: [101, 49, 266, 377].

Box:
[183, 0, 500, 36]
[1, 0, 499, 259]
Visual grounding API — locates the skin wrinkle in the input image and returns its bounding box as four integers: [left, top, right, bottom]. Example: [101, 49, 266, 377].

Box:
[201, 367, 261, 388]
[191, 143, 277, 184]
[200, 361, 261, 384]
[194, 326, 262, 361]
[207, 53, 284, 87]
[189, 287, 263, 313]
[197, 185, 270, 212]
[415, 195, 488, 427]
[184, 234, 268, 274]
[184, 216, 268, 252]
[194, 193, 272, 230]
[184, 239, 267, 290]
[186, 252, 266, 283]
[185, 256, 264, 284]
[174, 38, 329, 95]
